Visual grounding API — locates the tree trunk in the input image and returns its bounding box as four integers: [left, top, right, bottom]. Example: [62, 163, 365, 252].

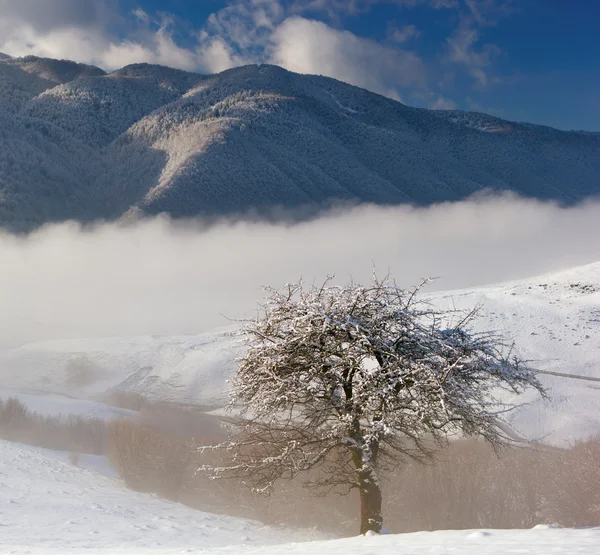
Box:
[358, 468, 383, 534]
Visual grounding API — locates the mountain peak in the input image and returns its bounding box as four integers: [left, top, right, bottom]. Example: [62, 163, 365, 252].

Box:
[8, 54, 105, 83]
[111, 62, 199, 79]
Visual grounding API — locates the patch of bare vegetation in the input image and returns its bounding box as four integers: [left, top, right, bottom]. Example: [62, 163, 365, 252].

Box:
[106, 407, 600, 535]
[65, 355, 99, 388]
[2, 393, 597, 535]
[0, 397, 107, 454]
[103, 391, 149, 412]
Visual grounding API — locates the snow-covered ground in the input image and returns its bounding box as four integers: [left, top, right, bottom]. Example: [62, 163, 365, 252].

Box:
[0, 388, 134, 420]
[0, 328, 240, 406]
[0, 263, 599, 554]
[1, 442, 598, 555]
[0, 440, 324, 554]
[429, 261, 600, 444]
[214, 528, 600, 555]
[1, 262, 598, 444]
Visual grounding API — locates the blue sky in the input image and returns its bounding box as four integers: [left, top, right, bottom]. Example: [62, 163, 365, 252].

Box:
[0, 0, 598, 130]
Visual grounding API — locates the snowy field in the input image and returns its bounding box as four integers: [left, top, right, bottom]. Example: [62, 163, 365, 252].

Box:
[0, 262, 599, 553]
[0, 440, 325, 554]
[0, 330, 240, 406]
[429, 261, 600, 444]
[0, 442, 597, 555]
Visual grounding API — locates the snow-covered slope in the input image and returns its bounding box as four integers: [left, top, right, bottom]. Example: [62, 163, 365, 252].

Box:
[0, 330, 241, 406]
[0, 388, 135, 420]
[2, 439, 598, 554]
[429, 262, 600, 443]
[0, 55, 599, 231]
[0, 263, 598, 443]
[0, 440, 322, 553]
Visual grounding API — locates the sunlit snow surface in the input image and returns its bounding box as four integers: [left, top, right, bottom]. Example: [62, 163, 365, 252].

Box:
[0, 441, 325, 554]
[0, 442, 597, 555]
[428, 261, 600, 444]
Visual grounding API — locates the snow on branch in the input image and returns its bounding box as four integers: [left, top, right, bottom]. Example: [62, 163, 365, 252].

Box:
[201, 275, 545, 499]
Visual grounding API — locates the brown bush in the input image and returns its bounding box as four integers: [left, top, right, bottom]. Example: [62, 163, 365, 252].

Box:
[0, 396, 108, 454]
[104, 391, 149, 412]
[107, 419, 195, 498]
[65, 355, 98, 387]
[547, 435, 600, 526]
[384, 439, 555, 532]
[35, 395, 593, 536]
[112, 419, 600, 536]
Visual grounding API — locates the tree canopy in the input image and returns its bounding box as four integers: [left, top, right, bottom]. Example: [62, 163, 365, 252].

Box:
[208, 275, 545, 534]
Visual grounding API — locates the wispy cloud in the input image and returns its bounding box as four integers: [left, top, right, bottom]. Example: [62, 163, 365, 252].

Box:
[0, 0, 428, 99]
[431, 95, 458, 109]
[270, 17, 426, 98]
[444, 18, 500, 87]
[390, 23, 421, 43]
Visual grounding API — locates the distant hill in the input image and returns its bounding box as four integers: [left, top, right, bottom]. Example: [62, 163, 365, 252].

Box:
[0, 54, 598, 231]
[1, 262, 599, 444]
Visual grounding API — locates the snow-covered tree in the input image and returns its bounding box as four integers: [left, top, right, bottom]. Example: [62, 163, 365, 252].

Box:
[208, 275, 545, 534]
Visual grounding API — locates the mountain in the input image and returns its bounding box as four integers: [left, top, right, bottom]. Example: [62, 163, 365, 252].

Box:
[1, 54, 599, 231]
[1, 262, 599, 444]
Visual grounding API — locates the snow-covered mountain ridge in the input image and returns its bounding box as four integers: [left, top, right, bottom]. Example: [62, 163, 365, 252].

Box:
[1, 53, 599, 232]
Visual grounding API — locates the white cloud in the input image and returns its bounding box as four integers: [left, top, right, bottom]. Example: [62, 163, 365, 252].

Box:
[445, 19, 500, 87]
[269, 16, 427, 98]
[464, 0, 514, 27]
[0, 0, 105, 32]
[0, 0, 427, 100]
[0, 19, 199, 72]
[196, 35, 249, 73]
[431, 95, 458, 109]
[391, 24, 421, 43]
[289, 0, 457, 17]
[1, 195, 599, 346]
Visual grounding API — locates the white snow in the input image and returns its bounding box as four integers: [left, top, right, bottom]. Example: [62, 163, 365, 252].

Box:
[429, 261, 600, 444]
[1, 56, 599, 232]
[0, 388, 134, 420]
[2, 263, 599, 444]
[1, 440, 598, 554]
[0, 263, 599, 553]
[1, 436, 598, 554]
[0, 329, 241, 406]
[218, 528, 600, 555]
[0, 440, 323, 554]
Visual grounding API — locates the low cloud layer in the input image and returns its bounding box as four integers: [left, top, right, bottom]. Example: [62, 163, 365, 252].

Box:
[1, 195, 599, 347]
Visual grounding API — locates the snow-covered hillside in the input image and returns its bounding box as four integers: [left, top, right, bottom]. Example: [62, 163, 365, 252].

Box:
[429, 261, 600, 443]
[1, 262, 598, 444]
[0, 440, 323, 553]
[2, 439, 598, 554]
[0, 54, 599, 231]
[0, 329, 241, 406]
[1, 263, 599, 553]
